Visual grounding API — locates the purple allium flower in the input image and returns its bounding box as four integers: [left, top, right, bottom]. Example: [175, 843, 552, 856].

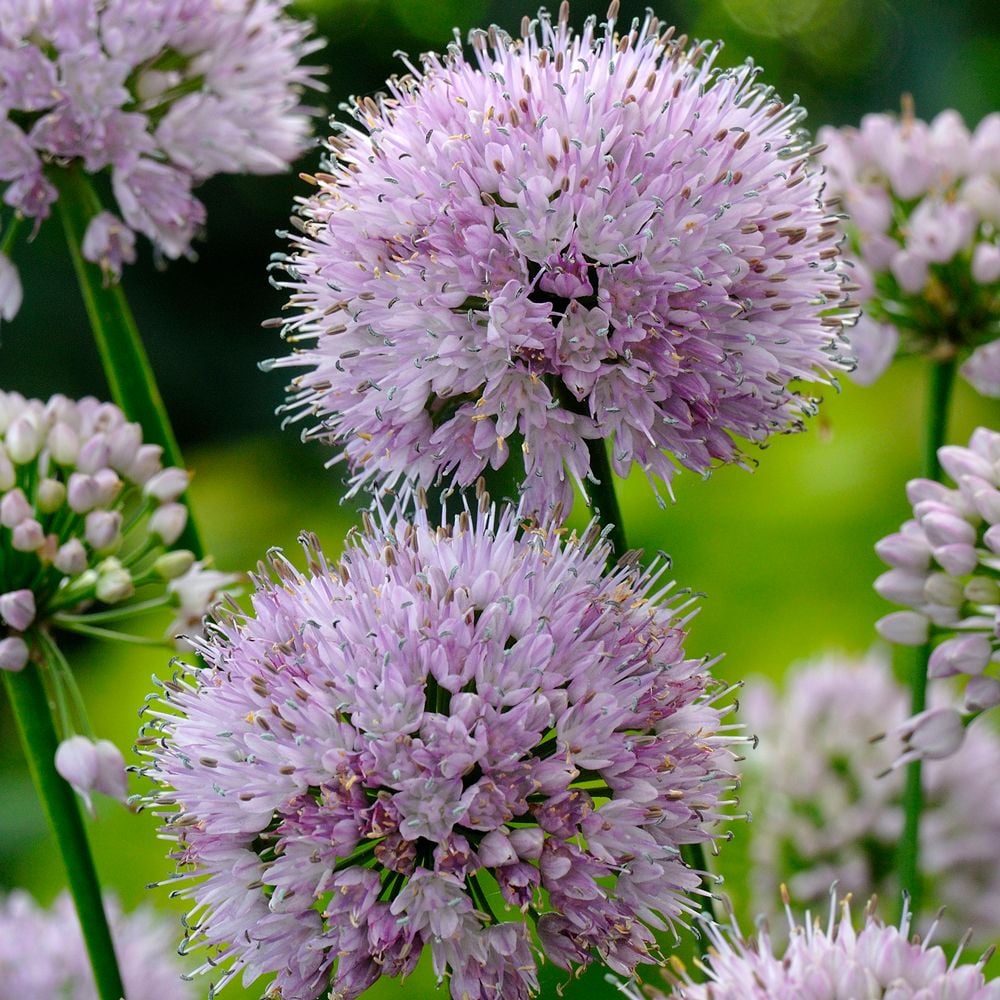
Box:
[139, 499, 740, 999]
[270, 5, 851, 514]
[0, 0, 323, 314]
[819, 103, 1000, 394]
[0, 890, 193, 999]
[874, 426, 1000, 755]
[741, 653, 1000, 945]
[618, 892, 1000, 999]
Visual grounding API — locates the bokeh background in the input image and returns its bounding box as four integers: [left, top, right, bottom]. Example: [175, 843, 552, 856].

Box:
[1, 1, 998, 997]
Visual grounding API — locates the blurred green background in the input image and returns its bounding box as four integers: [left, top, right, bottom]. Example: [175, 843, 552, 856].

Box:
[1, 0, 998, 997]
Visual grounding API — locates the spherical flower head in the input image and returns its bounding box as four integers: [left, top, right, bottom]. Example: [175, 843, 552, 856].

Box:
[874, 426, 1000, 750]
[819, 103, 1000, 393]
[139, 498, 740, 999]
[0, 0, 323, 295]
[270, 5, 851, 515]
[0, 890, 193, 999]
[741, 652, 1000, 945]
[644, 893, 1000, 999]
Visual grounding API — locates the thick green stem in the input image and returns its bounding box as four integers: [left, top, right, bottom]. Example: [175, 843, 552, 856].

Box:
[52, 167, 202, 558]
[1, 211, 23, 256]
[3, 661, 125, 1000]
[897, 356, 956, 920]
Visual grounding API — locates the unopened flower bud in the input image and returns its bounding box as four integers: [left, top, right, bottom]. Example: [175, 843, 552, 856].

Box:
[508, 827, 545, 860]
[970, 483, 1000, 523]
[36, 477, 67, 513]
[477, 830, 517, 868]
[920, 510, 977, 548]
[972, 242, 1000, 284]
[143, 467, 190, 502]
[984, 523, 1000, 555]
[106, 422, 142, 471]
[66, 473, 100, 514]
[5, 416, 41, 463]
[0, 636, 29, 672]
[874, 569, 927, 605]
[92, 468, 123, 507]
[964, 676, 1000, 713]
[154, 550, 196, 580]
[12, 519, 45, 552]
[95, 562, 134, 604]
[47, 422, 80, 465]
[964, 575, 1000, 604]
[895, 707, 965, 765]
[54, 538, 88, 575]
[939, 445, 994, 483]
[928, 633, 992, 678]
[874, 531, 931, 571]
[906, 478, 953, 506]
[127, 444, 163, 485]
[924, 572, 965, 607]
[76, 433, 110, 474]
[54, 736, 128, 814]
[876, 611, 929, 646]
[0, 487, 31, 527]
[0, 589, 36, 632]
[149, 502, 187, 546]
[84, 509, 122, 552]
[932, 542, 979, 577]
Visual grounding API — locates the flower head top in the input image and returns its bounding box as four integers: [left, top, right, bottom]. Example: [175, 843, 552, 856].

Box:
[0, 0, 322, 294]
[139, 497, 740, 999]
[874, 426, 1000, 760]
[742, 652, 1000, 944]
[819, 102, 1000, 395]
[271, 4, 851, 515]
[0, 890, 192, 1000]
[630, 891, 1000, 999]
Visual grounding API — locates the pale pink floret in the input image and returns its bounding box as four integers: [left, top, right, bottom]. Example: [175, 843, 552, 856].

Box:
[272, 7, 850, 514]
[139, 502, 740, 998]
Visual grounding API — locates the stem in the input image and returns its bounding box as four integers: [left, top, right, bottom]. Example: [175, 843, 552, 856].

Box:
[2, 662, 125, 1000]
[51, 166, 203, 558]
[2, 211, 23, 255]
[898, 355, 956, 920]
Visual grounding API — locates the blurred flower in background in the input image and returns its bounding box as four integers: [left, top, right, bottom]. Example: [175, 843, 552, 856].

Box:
[741, 652, 1000, 944]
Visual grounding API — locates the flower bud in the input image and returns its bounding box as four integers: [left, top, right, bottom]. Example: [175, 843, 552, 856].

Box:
[874, 531, 931, 571]
[143, 467, 190, 502]
[54, 736, 128, 814]
[84, 509, 122, 552]
[928, 634, 992, 678]
[92, 468, 122, 507]
[932, 543, 978, 577]
[66, 472, 100, 514]
[896, 707, 965, 764]
[924, 572, 964, 607]
[920, 510, 976, 548]
[0, 636, 29, 672]
[95, 561, 134, 604]
[477, 830, 517, 868]
[76, 433, 110, 474]
[508, 827, 545, 860]
[969, 483, 1000, 524]
[149, 502, 187, 546]
[36, 477, 66, 513]
[54, 538, 88, 575]
[154, 550, 196, 580]
[964, 575, 1000, 604]
[964, 676, 1000, 713]
[0, 450, 14, 491]
[876, 611, 929, 646]
[0, 589, 36, 631]
[12, 519, 45, 552]
[873, 569, 927, 605]
[906, 478, 953, 506]
[47, 422, 80, 465]
[0, 487, 30, 527]
[106, 422, 142, 471]
[972, 242, 1000, 284]
[127, 444, 163, 485]
[984, 523, 1000, 555]
[938, 445, 994, 483]
[5, 416, 41, 463]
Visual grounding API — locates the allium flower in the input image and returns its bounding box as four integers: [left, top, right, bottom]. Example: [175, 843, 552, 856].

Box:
[0, 390, 238, 801]
[0, 0, 322, 315]
[819, 102, 1000, 393]
[617, 892, 1000, 999]
[271, 5, 851, 514]
[874, 426, 1000, 756]
[741, 653, 1000, 944]
[0, 890, 192, 999]
[139, 499, 740, 999]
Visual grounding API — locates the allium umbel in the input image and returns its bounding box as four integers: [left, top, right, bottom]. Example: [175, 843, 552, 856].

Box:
[0, 0, 322, 303]
[271, 5, 851, 513]
[140, 499, 740, 999]
[0, 890, 192, 999]
[875, 426, 1000, 758]
[819, 103, 1000, 394]
[742, 653, 1000, 944]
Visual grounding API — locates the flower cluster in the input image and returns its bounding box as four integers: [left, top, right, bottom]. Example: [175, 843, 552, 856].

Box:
[0, 0, 322, 304]
[0, 890, 192, 999]
[140, 500, 739, 999]
[741, 653, 1000, 943]
[819, 104, 1000, 395]
[620, 893, 1000, 999]
[875, 426, 1000, 761]
[271, 6, 851, 514]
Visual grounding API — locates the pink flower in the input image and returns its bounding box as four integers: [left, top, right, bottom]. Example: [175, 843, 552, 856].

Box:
[54, 735, 128, 814]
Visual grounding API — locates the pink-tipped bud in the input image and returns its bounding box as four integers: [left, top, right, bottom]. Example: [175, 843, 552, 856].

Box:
[932, 543, 979, 577]
[964, 676, 1000, 713]
[972, 242, 1000, 284]
[0, 636, 29, 672]
[54, 736, 128, 814]
[508, 827, 545, 860]
[920, 510, 976, 548]
[47, 422, 80, 465]
[127, 444, 163, 485]
[927, 634, 992, 678]
[12, 518, 44, 552]
[906, 478, 953, 506]
[0, 589, 35, 631]
[478, 830, 518, 868]
[0, 487, 30, 527]
[91, 468, 122, 507]
[874, 531, 931, 571]
[938, 445, 994, 483]
[143, 467, 190, 502]
[36, 477, 66, 514]
[76, 433, 110, 474]
[876, 611, 929, 646]
[149, 502, 188, 545]
[54, 538, 88, 575]
[106, 422, 142, 471]
[969, 483, 1000, 524]
[984, 523, 1000, 555]
[5, 415, 41, 463]
[874, 569, 927, 605]
[66, 473, 100, 514]
[84, 509, 122, 552]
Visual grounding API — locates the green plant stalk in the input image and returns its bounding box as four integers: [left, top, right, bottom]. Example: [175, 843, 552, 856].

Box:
[52, 167, 202, 557]
[897, 355, 956, 920]
[583, 437, 715, 928]
[3, 660, 125, 1000]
